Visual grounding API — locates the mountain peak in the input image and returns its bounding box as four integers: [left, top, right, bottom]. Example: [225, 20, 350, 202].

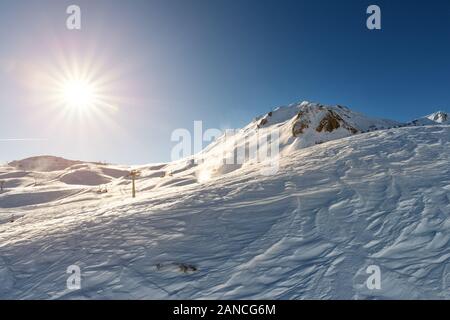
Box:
[412, 110, 449, 125]
[426, 111, 448, 123]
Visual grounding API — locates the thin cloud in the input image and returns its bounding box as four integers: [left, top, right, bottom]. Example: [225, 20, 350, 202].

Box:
[0, 138, 48, 141]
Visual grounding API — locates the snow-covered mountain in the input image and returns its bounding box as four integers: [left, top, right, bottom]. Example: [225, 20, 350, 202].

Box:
[1, 102, 449, 299]
[8, 156, 83, 172]
[194, 102, 401, 179]
[255, 101, 399, 134]
[427, 111, 449, 124]
[411, 111, 449, 126]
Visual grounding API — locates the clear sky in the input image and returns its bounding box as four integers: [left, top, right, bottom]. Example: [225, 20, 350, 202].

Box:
[1, 0, 449, 164]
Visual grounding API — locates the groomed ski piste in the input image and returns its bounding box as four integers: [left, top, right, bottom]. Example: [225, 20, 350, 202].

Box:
[1, 101, 449, 299]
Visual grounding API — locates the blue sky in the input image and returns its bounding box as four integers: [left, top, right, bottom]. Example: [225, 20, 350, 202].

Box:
[1, 0, 449, 164]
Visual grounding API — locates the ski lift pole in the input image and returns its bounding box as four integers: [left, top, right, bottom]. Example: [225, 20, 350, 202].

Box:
[128, 169, 141, 198]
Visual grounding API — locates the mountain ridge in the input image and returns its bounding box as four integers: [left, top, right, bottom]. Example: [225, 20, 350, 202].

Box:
[6, 102, 449, 170]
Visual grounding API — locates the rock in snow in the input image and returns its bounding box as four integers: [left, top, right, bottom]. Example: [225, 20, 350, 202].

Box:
[0, 101, 449, 299]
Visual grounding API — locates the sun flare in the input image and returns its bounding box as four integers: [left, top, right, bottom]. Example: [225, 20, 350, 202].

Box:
[60, 79, 97, 110]
[29, 48, 130, 134]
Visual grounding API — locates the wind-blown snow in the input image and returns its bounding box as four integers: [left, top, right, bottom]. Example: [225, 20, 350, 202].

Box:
[0, 103, 449, 299]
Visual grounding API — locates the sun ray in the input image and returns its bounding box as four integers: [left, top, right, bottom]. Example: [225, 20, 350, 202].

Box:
[20, 38, 142, 153]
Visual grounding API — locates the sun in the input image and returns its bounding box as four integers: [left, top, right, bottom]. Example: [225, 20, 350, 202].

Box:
[34, 50, 124, 124]
[61, 79, 97, 110]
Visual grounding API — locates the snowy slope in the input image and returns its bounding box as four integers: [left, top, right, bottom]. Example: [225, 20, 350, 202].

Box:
[0, 103, 449, 299]
[193, 102, 401, 180]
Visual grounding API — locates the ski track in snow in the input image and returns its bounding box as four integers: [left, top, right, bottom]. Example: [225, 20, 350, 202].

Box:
[0, 126, 449, 299]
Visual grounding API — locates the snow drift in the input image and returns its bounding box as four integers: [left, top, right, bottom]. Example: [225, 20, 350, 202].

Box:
[0, 102, 449, 299]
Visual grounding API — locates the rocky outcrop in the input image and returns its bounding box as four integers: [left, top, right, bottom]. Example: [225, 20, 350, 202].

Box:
[315, 110, 359, 134]
[257, 118, 268, 128]
[292, 109, 359, 137]
[428, 111, 448, 123]
[316, 110, 342, 132]
[256, 111, 273, 129]
[292, 111, 310, 137]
